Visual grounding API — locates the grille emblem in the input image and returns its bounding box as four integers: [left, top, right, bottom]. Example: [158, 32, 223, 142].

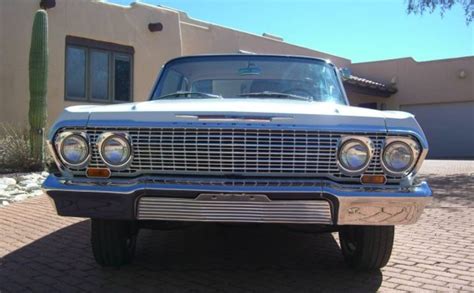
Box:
[196, 193, 271, 202]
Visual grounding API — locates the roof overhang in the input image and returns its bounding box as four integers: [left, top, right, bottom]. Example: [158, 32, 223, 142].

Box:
[342, 75, 397, 97]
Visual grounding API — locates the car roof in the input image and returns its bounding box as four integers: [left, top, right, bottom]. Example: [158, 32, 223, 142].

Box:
[163, 54, 334, 67]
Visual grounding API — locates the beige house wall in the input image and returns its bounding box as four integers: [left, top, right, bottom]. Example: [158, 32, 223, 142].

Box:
[347, 92, 390, 109]
[350, 57, 474, 109]
[0, 0, 352, 127]
[1, 0, 183, 126]
[0, 0, 6, 123]
[0, 0, 472, 127]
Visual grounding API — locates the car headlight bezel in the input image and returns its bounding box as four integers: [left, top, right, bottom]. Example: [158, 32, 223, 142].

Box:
[337, 136, 374, 176]
[97, 132, 133, 169]
[381, 137, 420, 176]
[55, 131, 90, 168]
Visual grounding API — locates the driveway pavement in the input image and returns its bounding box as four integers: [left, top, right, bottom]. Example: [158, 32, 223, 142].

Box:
[1, 160, 473, 292]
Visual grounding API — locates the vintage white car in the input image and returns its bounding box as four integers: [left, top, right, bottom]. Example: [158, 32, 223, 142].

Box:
[43, 54, 432, 270]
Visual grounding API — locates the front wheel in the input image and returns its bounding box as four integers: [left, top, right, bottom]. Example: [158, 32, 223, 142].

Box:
[339, 225, 394, 271]
[91, 219, 138, 267]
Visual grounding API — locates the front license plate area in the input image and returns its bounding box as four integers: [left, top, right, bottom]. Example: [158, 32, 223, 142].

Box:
[196, 193, 271, 202]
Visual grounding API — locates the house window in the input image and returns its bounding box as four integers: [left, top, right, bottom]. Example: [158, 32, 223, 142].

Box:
[65, 36, 134, 103]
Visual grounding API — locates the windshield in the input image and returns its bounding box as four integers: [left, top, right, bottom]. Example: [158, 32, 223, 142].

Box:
[151, 55, 346, 104]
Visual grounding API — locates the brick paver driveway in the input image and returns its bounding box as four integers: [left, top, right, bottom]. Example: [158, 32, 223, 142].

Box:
[1, 160, 473, 292]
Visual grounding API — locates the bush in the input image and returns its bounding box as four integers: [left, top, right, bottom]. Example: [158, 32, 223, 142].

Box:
[0, 123, 43, 173]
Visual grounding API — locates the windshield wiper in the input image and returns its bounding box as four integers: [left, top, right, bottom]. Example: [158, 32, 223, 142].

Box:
[237, 91, 312, 101]
[155, 91, 223, 100]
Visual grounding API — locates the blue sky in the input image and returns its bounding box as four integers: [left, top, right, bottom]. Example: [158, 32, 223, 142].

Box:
[110, 0, 473, 63]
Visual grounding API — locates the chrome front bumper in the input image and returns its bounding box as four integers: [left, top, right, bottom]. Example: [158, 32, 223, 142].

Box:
[43, 175, 432, 226]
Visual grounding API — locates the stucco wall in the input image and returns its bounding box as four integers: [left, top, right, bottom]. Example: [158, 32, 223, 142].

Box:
[0, 1, 6, 123]
[351, 57, 474, 109]
[0, 0, 183, 126]
[1, 0, 355, 127]
[346, 91, 392, 108]
[1, 0, 37, 126]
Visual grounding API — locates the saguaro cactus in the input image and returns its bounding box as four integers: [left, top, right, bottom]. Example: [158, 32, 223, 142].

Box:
[28, 9, 48, 166]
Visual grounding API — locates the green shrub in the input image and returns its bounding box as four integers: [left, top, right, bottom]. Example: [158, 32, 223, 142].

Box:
[0, 123, 43, 173]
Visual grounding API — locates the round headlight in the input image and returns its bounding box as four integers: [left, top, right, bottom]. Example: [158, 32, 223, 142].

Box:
[382, 141, 415, 174]
[57, 133, 89, 167]
[338, 137, 373, 174]
[98, 133, 132, 168]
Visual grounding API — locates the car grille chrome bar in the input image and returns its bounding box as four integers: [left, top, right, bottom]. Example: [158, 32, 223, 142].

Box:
[137, 197, 333, 224]
[59, 127, 398, 183]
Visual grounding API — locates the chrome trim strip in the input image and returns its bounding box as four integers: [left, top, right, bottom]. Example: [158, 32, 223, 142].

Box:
[175, 115, 294, 123]
[47, 140, 64, 172]
[322, 180, 432, 198]
[334, 63, 351, 105]
[412, 147, 428, 178]
[137, 197, 333, 224]
[47, 119, 89, 141]
[82, 120, 389, 133]
[43, 174, 432, 196]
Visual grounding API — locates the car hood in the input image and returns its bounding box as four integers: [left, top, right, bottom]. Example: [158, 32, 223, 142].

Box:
[69, 99, 388, 130]
[51, 99, 426, 145]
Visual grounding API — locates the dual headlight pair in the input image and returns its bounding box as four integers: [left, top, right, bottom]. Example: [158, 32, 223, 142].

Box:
[337, 136, 420, 176]
[55, 132, 132, 169]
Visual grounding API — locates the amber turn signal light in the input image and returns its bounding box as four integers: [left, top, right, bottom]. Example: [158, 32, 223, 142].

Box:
[86, 168, 111, 178]
[360, 175, 386, 185]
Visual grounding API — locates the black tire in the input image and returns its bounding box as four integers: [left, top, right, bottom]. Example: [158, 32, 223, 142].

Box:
[339, 225, 394, 271]
[91, 219, 138, 267]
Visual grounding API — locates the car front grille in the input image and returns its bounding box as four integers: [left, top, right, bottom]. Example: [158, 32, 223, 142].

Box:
[59, 127, 400, 183]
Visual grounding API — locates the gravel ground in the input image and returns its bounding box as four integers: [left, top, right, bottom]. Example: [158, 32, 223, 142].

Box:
[0, 172, 49, 206]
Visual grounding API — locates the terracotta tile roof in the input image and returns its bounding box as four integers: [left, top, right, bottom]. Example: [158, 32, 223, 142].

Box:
[342, 74, 397, 96]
